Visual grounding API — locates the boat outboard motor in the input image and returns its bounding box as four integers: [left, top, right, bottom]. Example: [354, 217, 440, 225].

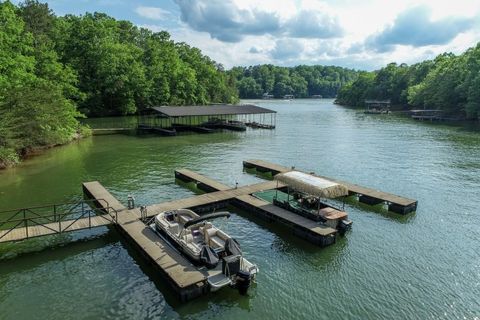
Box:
[200, 246, 219, 269]
[224, 238, 242, 256]
[338, 219, 353, 236]
[235, 270, 252, 295]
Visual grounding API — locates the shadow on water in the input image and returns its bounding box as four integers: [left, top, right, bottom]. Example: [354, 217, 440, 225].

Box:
[242, 167, 274, 180]
[0, 228, 119, 267]
[226, 205, 349, 273]
[343, 197, 416, 224]
[174, 179, 207, 195]
[116, 220, 255, 317]
[114, 232, 184, 308]
[411, 118, 480, 133]
[226, 205, 319, 253]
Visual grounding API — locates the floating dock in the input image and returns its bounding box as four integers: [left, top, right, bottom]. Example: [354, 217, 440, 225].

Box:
[82, 182, 209, 302]
[243, 159, 418, 214]
[174, 169, 338, 246]
[0, 159, 417, 301]
[81, 175, 337, 301]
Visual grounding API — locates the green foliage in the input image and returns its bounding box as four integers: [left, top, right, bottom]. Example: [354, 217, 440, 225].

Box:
[78, 124, 92, 137]
[0, 1, 240, 167]
[1, 82, 81, 147]
[0, 1, 81, 166]
[238, 77, 263, 98]
[0, 1, 36, 96]
[0, 147, 19, 168]
[336, 45, 480, 119]
[335, 72, 375, 107]
[52, 12, 237, 115]
[230, 65, 359, 98]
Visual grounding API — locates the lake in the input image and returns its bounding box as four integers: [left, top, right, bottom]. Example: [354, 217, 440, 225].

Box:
[0, 99, 479, 319]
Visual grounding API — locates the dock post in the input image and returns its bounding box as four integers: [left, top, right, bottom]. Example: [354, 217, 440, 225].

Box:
[127, 195, 135, 209]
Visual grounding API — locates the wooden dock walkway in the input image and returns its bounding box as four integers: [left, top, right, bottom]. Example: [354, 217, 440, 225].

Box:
[174, 169, 338, 246]
[0, 213, 114, 243]
[83, 182, 209, 301]
[243, 159, 418, 214]
[81, 169, 340, 298]
[83, 177, 326, 301]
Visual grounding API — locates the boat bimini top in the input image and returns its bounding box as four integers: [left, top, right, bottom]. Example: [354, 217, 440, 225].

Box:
[183, 212, 231, 229]
[275, 171, 348, 199]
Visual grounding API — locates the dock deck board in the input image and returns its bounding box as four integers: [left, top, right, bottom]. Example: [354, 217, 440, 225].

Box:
[174, 170, 337, 238]
[82, 182, 208, 290]
[236, 195, 336, 236]
[243, 159, 417, 208]
[175, 169, 231, 191]
[145, 180, 283, 217]
[0, 214, 113, 243]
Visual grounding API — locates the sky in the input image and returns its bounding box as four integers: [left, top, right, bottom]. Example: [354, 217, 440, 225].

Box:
[14, 0, 480, 70]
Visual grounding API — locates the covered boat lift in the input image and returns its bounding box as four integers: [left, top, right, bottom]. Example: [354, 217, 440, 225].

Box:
[271, 171, 352, 232]
[138, 104, 276, 135]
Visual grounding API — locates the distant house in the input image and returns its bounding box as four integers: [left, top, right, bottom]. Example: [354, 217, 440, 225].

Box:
[283, 94, 294, 99]
[262, 92, 274, 99]
[364, 99, 391, 108]
[364, 99, 391, 114]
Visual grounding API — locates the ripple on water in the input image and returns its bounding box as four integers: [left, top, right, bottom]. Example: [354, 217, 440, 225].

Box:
[1, 100, 480, 319]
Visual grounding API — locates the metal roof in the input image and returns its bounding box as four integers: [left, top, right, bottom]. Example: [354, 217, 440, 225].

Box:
[150, 104, 276, 117]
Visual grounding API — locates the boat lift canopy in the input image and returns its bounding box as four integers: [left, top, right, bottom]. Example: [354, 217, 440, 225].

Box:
[275, 171, 348, 199]
[184, 212, 231, 229]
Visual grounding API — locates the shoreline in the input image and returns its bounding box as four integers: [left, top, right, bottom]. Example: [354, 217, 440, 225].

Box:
[0, 131, 90, 170]
[334, 102, 480, 123]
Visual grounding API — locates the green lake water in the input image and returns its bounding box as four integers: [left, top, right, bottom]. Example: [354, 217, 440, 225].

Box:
[0, 99, 479, 319]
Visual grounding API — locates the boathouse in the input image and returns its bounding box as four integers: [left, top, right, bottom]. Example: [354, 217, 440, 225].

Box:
[138, 104, 276, 135]
[364, 99, 391, 114]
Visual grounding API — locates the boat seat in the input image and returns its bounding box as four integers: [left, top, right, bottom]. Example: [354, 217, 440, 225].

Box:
[184, 233, 194, 243]
[206, 228, 227, 249]
[210, 236, 225, 248]
[168, 222, 179, 235]
[178, 215, 192, 225]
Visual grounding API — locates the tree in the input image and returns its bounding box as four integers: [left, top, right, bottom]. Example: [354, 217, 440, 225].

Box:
[335, 72, 375, 106]
[0, 1, 35, 96]
[0, 1, 82, 167]
[230, 64, 359, 99]
[237, 77, 262, 98]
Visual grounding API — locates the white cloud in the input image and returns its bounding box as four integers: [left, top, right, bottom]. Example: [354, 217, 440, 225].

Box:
[135, 6, 171, 20]
[138, 0, 480, 70]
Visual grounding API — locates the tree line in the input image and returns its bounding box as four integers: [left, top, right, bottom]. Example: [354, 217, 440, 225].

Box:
[229, 65, 359, 99]
[0, 0, 237, 167]
[335, 44, 480, 120]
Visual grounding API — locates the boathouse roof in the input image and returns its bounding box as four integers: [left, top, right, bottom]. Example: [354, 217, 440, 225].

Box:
[150, 104, 276, 117]
[364, 99, 391, 105]
[275, 171, 348, 199]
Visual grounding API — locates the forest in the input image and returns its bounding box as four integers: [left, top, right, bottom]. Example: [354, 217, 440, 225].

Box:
[230, 65, 359, 99]
[0, 0, 238, 167]
[335, 44, 480, 120]
[2, 0, 479, 168]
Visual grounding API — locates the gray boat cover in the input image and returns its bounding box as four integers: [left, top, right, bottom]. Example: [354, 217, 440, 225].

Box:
[224, 238, 242, 256]
[200, 245, 219, 269]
